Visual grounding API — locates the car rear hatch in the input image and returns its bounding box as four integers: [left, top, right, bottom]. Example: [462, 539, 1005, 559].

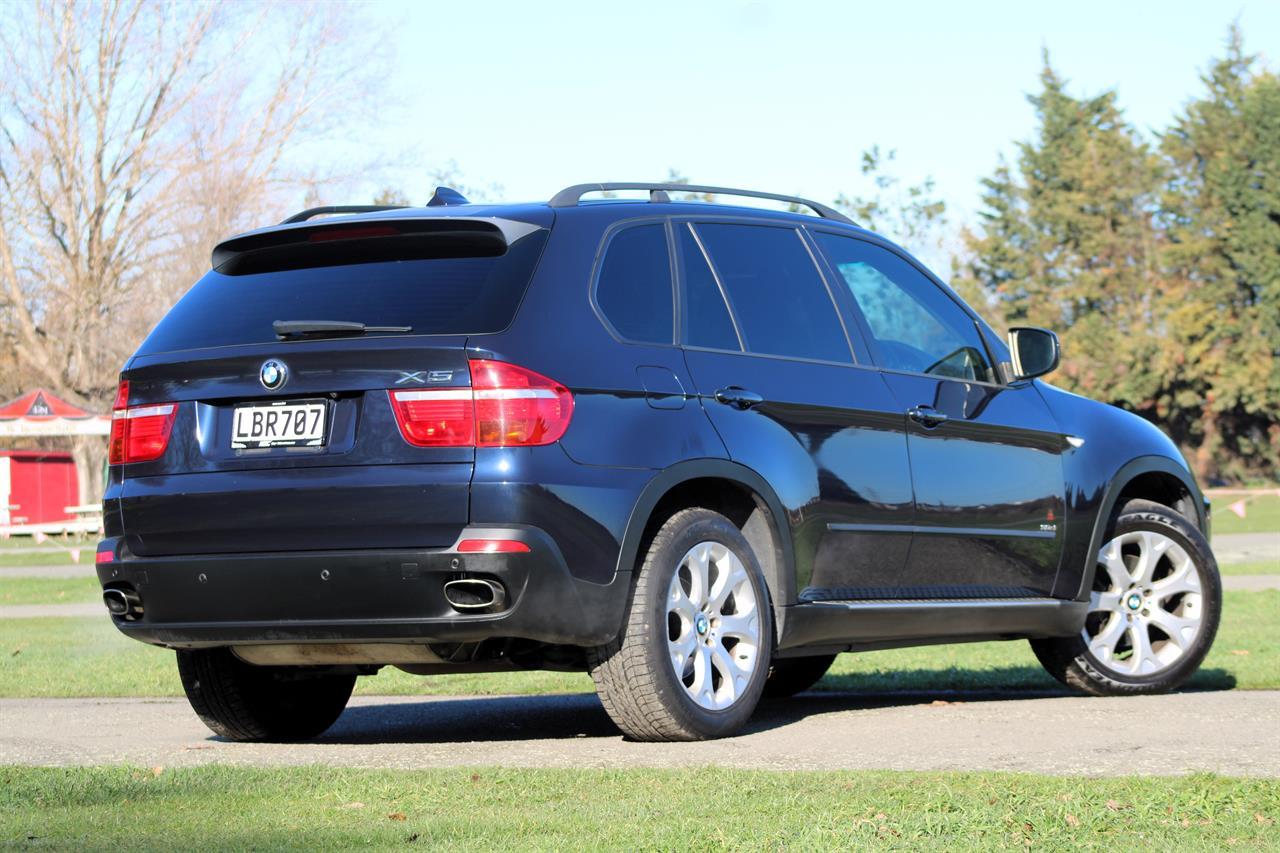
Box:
[114, 214, 549, 557]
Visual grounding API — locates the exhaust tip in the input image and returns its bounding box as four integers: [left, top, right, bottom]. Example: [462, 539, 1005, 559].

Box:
[443, 578, 507, 612]
[103, 587, 142, 619]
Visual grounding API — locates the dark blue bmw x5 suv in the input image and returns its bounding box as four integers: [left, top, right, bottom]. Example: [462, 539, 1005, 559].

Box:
[97, 183, 1221, 742]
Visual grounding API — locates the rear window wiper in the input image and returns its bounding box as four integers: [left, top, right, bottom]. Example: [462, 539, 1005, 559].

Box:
[273, 320, 413, 340]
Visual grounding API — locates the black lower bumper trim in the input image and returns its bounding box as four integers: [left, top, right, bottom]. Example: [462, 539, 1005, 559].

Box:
[97, 529, 628, 649]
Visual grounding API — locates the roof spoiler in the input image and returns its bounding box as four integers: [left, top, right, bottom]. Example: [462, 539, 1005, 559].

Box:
[211, 216, 541, 276]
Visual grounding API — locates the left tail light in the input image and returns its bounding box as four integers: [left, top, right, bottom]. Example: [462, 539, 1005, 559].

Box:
[108, 380, 177, 464]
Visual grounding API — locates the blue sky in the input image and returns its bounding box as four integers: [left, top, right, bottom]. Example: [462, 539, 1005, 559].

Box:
[359, 0, 1277, 227]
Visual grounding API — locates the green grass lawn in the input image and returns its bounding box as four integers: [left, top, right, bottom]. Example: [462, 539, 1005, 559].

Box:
[1223, 560, 1280, 575]
[2, 590, 1274, 699]
[2, 766, 1276, 850]
[1211, 493, 1280, 536]
[0, 575, 100, 605]
[0, 533, 96, 551]
[0, 549, 95, 567]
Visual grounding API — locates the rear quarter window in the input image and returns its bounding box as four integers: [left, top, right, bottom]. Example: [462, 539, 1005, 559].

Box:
[135, 230, 548, 355]
[593, 223, 674, 345]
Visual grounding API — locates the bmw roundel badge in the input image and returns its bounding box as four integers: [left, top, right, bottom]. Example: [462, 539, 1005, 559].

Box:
[259, 359, 288, 391]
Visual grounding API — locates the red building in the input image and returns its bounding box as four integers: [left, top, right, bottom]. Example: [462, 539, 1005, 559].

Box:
[0, 450, 79, 526]
[0, 389, 110, 530]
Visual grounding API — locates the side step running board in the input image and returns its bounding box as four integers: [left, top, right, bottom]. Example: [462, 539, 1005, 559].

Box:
[777, 597, 1087, 653]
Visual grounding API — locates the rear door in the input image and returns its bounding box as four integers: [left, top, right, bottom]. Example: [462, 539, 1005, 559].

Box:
[116, 216, 548, 556]
[676, 220, 915, 602]
[812, 230, 1067, 598]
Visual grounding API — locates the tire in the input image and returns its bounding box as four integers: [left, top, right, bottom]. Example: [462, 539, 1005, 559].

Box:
[763, 654, 837, 699]
[176, 647, 356, 742]
[588, 508, 773, 741]
[1031, 499, 1222, 696]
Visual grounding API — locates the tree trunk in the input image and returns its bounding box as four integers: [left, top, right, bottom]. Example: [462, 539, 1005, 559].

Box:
[1193, 407, 1220, 483]
[70, 436, 107, 507]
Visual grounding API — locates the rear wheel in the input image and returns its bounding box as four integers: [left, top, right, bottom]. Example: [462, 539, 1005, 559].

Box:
[589, 508, 773, 741]
[177, 647, 355, 742]
[763, 654, 837, 698]
[1031, 499, 1221, 696]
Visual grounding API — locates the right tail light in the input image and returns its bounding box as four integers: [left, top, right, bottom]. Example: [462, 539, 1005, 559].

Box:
[389, 360, 574, 448]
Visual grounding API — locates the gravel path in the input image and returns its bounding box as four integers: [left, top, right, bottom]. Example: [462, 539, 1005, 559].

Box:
[1, 691, 1276, 776]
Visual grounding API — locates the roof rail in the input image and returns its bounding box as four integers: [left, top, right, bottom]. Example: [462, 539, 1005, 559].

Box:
[548, 182, 855, 225]
[280, 205, 408, 225]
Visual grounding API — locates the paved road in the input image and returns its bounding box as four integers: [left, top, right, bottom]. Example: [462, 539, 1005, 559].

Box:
[1213, 532, 1279, 566]
[1224, 574, 1280, 592]
[0, 565, 95, 579]
[1, 690, 1276, 776]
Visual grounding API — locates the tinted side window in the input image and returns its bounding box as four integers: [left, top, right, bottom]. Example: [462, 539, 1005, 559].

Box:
[595, 224, 673, 344]
[694, 224, 851, 363]
[679, 226, 740, 351]
[814, 233, 995, 382]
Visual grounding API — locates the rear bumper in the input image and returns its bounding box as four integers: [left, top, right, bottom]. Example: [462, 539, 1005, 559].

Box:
[96, 527, 629, 649]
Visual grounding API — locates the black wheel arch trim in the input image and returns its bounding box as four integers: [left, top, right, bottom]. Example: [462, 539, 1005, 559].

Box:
[616, 458, 797, 613]
[1073, 455, 1207, 602]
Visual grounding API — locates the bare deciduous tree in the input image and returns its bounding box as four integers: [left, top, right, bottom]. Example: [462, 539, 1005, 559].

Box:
[0, 0, 385, 501]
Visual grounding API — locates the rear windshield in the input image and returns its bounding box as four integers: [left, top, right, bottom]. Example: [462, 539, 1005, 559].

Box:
[136, 230, 548, 355]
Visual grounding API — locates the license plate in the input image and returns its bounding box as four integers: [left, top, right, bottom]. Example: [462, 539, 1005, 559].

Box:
[231, 400, 328, 449]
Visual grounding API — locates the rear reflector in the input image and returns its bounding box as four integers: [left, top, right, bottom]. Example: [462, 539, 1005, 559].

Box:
[388, 360, 573, 448]
[96, 550, 114, 564]
[457, 539, 531, 554]
[109, 381, 177, 464]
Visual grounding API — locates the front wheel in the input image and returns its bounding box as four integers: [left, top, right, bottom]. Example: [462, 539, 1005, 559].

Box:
[177, 647, 355, 742]
[1031, 499, 1221, 696]
[589, 508, 773, 741]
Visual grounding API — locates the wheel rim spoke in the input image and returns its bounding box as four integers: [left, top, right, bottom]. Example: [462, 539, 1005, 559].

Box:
[1100, 543, 1133, 590]
[666, 540, 761, 711]
[1147, 605, 1198, 650]
[1088, 613, 1127, 661]
[719, 612, 757, 640]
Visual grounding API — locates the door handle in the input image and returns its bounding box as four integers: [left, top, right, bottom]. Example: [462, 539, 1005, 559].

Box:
[908, 405, 949, 427]
[714, 387, 764, 410]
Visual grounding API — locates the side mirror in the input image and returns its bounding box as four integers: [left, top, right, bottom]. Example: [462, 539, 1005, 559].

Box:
[1007, 327, 1060, 381]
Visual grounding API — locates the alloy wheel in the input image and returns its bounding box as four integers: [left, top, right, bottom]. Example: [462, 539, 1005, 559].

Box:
[1083, 529, 1205, 677]
[666, 541, 762, 710]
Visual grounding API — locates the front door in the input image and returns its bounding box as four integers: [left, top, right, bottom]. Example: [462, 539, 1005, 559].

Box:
[675, 220, 915, 601]
[811, 230, 1067, 598]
